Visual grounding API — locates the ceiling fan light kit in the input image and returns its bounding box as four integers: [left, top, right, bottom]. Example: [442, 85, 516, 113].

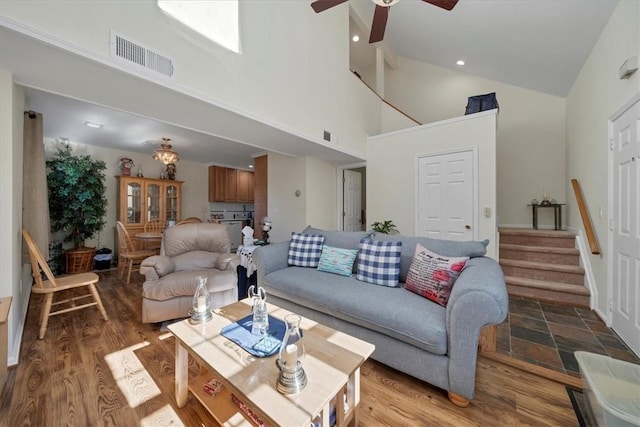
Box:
[311, 0, 458, 43]
[152, 137, 180, 164]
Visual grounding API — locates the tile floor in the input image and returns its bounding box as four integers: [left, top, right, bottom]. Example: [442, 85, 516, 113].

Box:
[496, 297, 640, 376]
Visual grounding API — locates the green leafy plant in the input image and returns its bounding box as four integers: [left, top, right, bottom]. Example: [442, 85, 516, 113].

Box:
[47, 144, 108, 249]
[371, 220, 399, 234]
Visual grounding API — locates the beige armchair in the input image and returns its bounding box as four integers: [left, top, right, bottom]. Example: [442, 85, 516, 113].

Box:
[140, 223, 239, 323]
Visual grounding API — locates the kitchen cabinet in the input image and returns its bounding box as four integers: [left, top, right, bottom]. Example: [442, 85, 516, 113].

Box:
[237, 170, 254, 202]
[116, 176, 183, 235]
[208, 166, 253, 203]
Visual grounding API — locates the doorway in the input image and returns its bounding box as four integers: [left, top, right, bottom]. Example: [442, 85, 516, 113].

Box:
[608, 94, 639, 356]
[416, 148, 477, 240]
[338, 164, 367, 231]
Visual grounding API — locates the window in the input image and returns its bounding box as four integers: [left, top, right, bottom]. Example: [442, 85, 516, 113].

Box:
[158, 0, 240, 53]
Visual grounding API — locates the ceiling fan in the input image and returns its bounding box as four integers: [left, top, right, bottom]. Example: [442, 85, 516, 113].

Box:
[311, 0, 458, 44]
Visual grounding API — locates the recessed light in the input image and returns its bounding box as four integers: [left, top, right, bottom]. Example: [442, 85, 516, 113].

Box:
[456, 60, 465, 66]
[249, 165, 254, 168]
[352, 35, 360, 42]
[84, 121, 103, 129]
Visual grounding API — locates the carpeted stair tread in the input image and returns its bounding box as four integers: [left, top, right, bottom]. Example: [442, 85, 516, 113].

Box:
[500, 259, 585, 274]
[499, 228, 576, 238]
[499, 244, 579, 255]
[505, 276, 590, 295]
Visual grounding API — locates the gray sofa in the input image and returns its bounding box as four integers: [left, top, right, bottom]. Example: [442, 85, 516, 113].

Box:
[253, 226, 508, 406]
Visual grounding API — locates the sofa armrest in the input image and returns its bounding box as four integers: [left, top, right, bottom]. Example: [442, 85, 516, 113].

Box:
[140, 255, 175, 281]
[252, 242, 290, 287]
[216, 253, 240, 271]
[445, 257, 508, 399]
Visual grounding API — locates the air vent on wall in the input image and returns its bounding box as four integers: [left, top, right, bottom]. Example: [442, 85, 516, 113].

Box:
[110, 31, 175, 79]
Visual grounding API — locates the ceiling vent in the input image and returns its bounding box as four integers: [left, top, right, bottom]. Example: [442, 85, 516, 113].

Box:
[110, 31, 175, 79]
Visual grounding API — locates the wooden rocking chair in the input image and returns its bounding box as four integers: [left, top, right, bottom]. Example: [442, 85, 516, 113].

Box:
[22, 230, 108, 339]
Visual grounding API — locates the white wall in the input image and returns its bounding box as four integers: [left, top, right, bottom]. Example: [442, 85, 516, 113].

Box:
[305, 156, 337, 231]
[0, 69, 27, 366]
[565, 0, 640, 314]
[267, 153, 307, 243]
[368, 111, 498, 258]
[0, 1, 373, 157]
[384, 58, 566, 228]
[43, 139, 209, 252]
[380, 101, 420, 134]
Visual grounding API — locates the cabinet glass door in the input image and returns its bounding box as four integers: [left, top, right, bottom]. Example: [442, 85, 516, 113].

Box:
[147, 183, 161, 221]
[126, 182, 142, 225]
[165, 184, 179, 222]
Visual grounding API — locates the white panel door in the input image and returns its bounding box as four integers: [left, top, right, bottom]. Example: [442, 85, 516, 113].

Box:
[343, 170, 362, 232]
[611, 98, 640, 356]
[417, 150, 474, 240]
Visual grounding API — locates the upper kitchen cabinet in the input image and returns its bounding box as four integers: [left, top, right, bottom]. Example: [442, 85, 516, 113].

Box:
[208, 166, 253, 203]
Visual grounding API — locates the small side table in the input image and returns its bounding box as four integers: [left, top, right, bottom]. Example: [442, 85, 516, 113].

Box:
[527, 203, 566, 230]
[0, 296, 12, 390]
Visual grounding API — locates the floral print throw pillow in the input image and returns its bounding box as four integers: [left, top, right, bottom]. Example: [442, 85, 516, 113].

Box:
[404, 243, 469, 307]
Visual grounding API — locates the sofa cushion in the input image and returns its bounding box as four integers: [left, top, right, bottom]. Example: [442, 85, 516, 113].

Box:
[173, 251, 219, 271]
[288, 233, 325, 267]
[263, 267, 447, 355]
[404, 244, 469, 307]
[356, 238, 402, 287]
[374, 234, 488, 282]
[317, 245, 358, 277]
[143, 268, 236, 301]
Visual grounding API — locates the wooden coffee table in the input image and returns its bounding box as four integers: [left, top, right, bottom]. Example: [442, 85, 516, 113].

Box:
[168, 299, 375, 427]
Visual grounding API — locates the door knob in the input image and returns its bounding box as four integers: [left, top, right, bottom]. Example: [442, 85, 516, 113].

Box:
[465, 225, 471, 230]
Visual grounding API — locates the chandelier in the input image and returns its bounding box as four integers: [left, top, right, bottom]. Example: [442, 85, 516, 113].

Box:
[152, 137, 180, 164]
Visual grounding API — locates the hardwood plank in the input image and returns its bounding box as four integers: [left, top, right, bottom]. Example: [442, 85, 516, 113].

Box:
[1, 271, 581, 426]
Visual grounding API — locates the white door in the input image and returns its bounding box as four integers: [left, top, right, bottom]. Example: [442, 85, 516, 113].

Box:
[610, 97, 640, 356]
[343, 170, 362, 232]
[417, 150, 474, 240]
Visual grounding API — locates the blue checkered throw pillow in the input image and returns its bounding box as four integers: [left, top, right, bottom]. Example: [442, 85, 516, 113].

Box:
[356, 238, 402, 287]
[288, 233, 325, 267]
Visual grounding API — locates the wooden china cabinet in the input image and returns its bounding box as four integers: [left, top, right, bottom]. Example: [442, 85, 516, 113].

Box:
[116, 176, 183, 236]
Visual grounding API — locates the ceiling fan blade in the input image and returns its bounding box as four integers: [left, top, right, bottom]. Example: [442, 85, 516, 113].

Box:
[310, 0, 349, 13]
[422, 0, 458, 11]
[369, 5, 389, 43]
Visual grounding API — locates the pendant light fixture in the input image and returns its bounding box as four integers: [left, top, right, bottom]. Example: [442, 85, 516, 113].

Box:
[152, 137, 180, 164]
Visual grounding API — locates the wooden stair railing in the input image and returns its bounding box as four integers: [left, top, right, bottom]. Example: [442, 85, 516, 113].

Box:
[571, 179, 601, 255]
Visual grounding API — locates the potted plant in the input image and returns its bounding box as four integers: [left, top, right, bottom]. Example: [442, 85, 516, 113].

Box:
[47, 144, 108, 273]
[371, 220, 399, 235]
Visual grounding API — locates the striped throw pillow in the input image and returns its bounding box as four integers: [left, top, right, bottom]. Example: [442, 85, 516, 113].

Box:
[317, 245, 358, 277]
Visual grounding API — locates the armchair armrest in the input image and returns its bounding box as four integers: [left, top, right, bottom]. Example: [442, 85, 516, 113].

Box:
[252, 242, 290, 288]
[140, 255, 175, 281]
[445, 257, 508, 399]
[216, 253, 239, 271]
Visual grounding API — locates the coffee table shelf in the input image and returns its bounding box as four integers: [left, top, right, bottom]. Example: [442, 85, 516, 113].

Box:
[189, 373, 253, 426]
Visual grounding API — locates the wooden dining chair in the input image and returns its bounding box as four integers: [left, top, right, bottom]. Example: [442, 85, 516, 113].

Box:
[144, 218, 167, 233]
[143, 219, 167, 252]
[22, 230, 108, 339]
[176, 217, 202, 225]
[116, 221, 156, 284]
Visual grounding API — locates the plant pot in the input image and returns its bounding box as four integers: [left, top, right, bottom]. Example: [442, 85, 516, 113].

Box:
[65, 247, 96, 274]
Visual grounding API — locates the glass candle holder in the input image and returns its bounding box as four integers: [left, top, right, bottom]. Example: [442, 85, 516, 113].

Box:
[278, 314, 305, 372]
[190, 276, 212, 323]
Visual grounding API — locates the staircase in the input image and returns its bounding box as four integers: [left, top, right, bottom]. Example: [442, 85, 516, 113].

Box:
[499, 228, 589, 307]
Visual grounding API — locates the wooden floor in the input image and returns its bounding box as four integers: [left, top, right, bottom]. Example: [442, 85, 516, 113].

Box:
[0, 270, 580, 426]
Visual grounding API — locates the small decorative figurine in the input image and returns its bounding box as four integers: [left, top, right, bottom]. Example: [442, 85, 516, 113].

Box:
[166, 163, 177, 180]
[119, 158, 135, 176]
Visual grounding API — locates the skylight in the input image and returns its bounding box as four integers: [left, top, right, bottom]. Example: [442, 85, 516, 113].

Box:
[158, 0, 240, 53]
